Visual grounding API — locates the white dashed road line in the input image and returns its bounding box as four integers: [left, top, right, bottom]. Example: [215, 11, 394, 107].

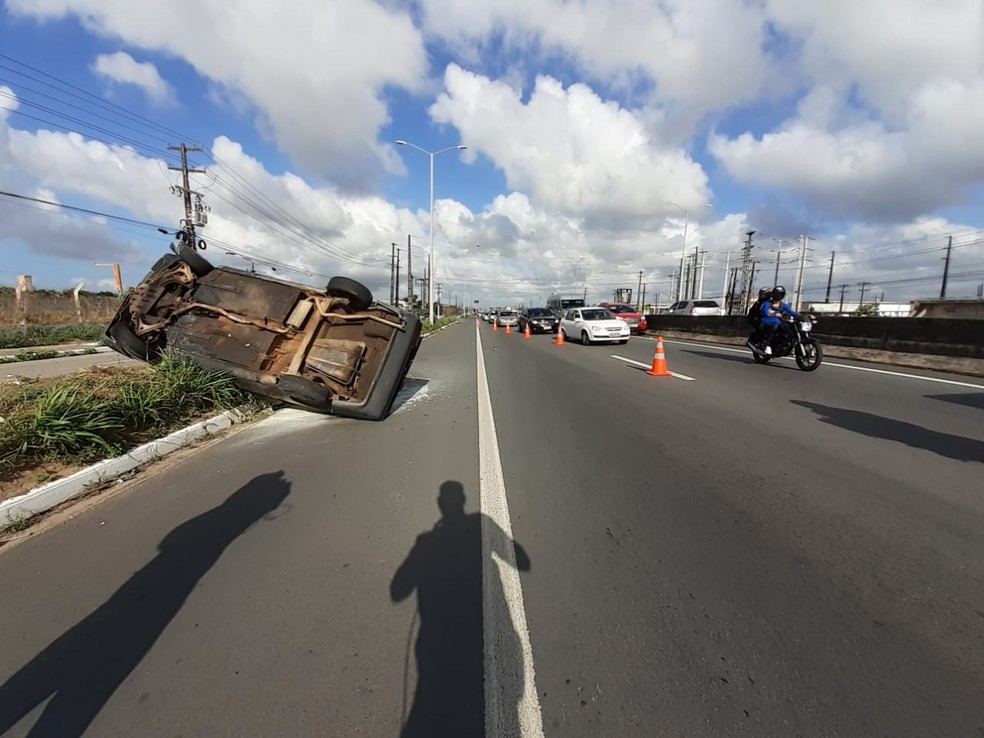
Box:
[647, 337, 984, 390]
[476, 325, 545, 738]
[610, 354, 697, 381]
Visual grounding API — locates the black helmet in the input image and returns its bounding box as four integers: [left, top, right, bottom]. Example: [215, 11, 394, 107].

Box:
[758, 287, 772, 300]
[772, 285, 787, 301]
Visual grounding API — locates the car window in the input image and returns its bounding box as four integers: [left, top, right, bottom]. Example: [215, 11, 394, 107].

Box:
[564, 310, 575, 320]
[608, 304, 634, 314]
[581, 308, 613, 320]
[694, 301, 719, 308]
[528, 308, 552, 317]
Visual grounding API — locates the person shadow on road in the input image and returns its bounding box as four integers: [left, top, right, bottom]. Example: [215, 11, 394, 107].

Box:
[0, 471, 291, 738]
[390, 480, 531, 738]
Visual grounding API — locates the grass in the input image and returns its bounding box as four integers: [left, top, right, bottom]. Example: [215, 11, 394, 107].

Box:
[421, 316, 459, 334]
[0, 325, 107, 349]
[0, 352, 265, 473]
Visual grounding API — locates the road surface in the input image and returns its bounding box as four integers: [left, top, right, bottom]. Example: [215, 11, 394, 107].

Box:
[1, 349, 138, 383]
[1, 321, 982, 737]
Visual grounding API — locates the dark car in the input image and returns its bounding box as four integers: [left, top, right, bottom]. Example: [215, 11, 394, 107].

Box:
[104, 240, 422, 420]
[519, 307, 560, 334]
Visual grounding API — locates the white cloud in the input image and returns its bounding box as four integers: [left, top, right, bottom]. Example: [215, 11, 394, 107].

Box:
[430, 65, 710, 223]
[8, 0, 429, 188]
[92, 51, 175, 106]
[418, 0, 774, 135]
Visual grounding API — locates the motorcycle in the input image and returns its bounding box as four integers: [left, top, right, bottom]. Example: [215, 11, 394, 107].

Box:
[749, 317, 823, 371]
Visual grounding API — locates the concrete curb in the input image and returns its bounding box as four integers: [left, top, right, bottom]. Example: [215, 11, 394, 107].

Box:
[1, 322, 454, 530]
[0, 407, 253, 529]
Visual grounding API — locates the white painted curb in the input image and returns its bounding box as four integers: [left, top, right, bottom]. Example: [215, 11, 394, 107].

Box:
[0, 407, 251, 528]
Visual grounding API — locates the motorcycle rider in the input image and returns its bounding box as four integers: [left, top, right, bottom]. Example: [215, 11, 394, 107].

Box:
[746, 287, 772, 352]
[759, 285, 801, 355]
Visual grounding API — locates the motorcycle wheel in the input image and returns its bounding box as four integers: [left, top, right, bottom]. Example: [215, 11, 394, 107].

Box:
[752, 351, 772, 364]
[795, 340, 823, 371]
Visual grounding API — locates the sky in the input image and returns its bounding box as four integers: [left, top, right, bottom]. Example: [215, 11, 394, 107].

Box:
[1, 0, 983, 309]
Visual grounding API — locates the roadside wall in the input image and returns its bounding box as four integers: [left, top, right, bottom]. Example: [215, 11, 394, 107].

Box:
[0, 288, 121, 326]
[643, 315, 984, 359]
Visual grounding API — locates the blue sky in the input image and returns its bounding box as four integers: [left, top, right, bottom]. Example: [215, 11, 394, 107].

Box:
[1, 0, 983, 308]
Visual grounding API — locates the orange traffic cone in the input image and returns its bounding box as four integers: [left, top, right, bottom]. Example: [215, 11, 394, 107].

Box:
[493, 321, 499, 332]
[646, 337, 672, 377]
[523, 323, 532, 339]
[505, 323, 512, 335]
[555, 326, 565, 346]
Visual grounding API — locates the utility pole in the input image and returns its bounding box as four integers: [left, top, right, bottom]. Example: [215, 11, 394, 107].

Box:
[977, 283, 983, 298]
[636, 270, 643, 310]
[941, 235, 953, 298]
[394, 247, 401, 306]
[697, 251, 708, 298]
[838, 284, 848, 313]
[389, 242, 397, 303]
[739, 231, 755, 313]
[793, 234, 810, 312]
[407, 234, 413, 309]
[749, 260, 758, 298]
[167, 144, 207, 241]
[858, 281, 870, 312]
[436, 283, 443, 318]
[640, 282, 647, 311]
[720, 250, 731, 311]
[773, 239, 784, 284]
[727, 266, 739, 315]
[825, 251, 835, 303]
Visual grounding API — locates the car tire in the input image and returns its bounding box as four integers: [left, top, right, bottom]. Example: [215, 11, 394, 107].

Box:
[581, 330, 591, 345]
[176, 243, 213, 277]
[108, 323, 157, 362]
[326, 276, 373, 312]
[278, 375, 333, 410]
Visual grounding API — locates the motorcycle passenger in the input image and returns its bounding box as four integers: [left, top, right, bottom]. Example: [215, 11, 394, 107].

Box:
[746, 287, 772, 352]
[759, 285, 800, 355]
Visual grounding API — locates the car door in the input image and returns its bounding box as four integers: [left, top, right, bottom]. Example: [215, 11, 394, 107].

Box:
[560, 309, 576, 338]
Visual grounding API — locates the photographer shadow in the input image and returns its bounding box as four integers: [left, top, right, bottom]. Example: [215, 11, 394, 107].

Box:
[390, 481, 531, 738]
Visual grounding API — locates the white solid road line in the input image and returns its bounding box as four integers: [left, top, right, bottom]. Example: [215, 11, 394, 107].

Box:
[476, 326, 545, 738]
[610, 354, 698, 381]
[653, 337, 984, 390]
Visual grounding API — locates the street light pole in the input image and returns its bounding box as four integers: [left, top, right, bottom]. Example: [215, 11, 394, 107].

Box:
[665, 200, 710, 300]
[665, 200, 688, 300]
[396, 140, 467, 324]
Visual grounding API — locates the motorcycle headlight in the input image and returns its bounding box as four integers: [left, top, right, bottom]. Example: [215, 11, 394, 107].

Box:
[800, 321, 812, 332]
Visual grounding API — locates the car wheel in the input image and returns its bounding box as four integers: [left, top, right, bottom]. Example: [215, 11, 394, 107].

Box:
[581, 330, 591, 345]
[278, 375, 333, 410]
[176, 243, 213, 277]
[326, 276, 373, 312]
[108, 323, 158, 362]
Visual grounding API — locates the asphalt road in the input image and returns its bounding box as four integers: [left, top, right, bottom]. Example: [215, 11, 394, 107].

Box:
[1, 321, 982, 737]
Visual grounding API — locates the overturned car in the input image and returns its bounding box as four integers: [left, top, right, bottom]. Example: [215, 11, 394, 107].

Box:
[105, 241, 422, 421]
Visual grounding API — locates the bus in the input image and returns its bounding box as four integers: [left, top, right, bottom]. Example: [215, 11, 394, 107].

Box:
[547, 294, 586, 317]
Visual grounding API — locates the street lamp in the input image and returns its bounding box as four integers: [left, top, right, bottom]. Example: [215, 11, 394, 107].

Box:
[225, 251, 255, 274]
[664, 200, 711, 300]
[396, 139, 467, 324]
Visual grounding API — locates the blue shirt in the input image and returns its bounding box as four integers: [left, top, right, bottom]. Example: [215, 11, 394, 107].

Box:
[761, 301, 800, 325]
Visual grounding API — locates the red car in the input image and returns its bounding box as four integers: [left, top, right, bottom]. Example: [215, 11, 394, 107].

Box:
[597, 302, 647, 333]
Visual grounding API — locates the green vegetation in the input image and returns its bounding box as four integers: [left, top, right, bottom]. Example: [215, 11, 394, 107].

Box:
[0, 353, 265, 472]
[0, 324, 106, 349]
[422, 316, 459, 334]
[0, 350, 60, 365]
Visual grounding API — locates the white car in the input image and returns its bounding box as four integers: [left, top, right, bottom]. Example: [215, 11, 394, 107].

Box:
[667, 299, 723, 316]
[559, 307, 631, 345]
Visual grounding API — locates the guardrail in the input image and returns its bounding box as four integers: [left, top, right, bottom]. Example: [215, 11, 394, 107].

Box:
[643, 315, 984, 359]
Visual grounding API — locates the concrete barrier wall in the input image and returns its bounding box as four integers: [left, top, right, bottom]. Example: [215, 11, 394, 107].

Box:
[643, 315, 984, 359]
